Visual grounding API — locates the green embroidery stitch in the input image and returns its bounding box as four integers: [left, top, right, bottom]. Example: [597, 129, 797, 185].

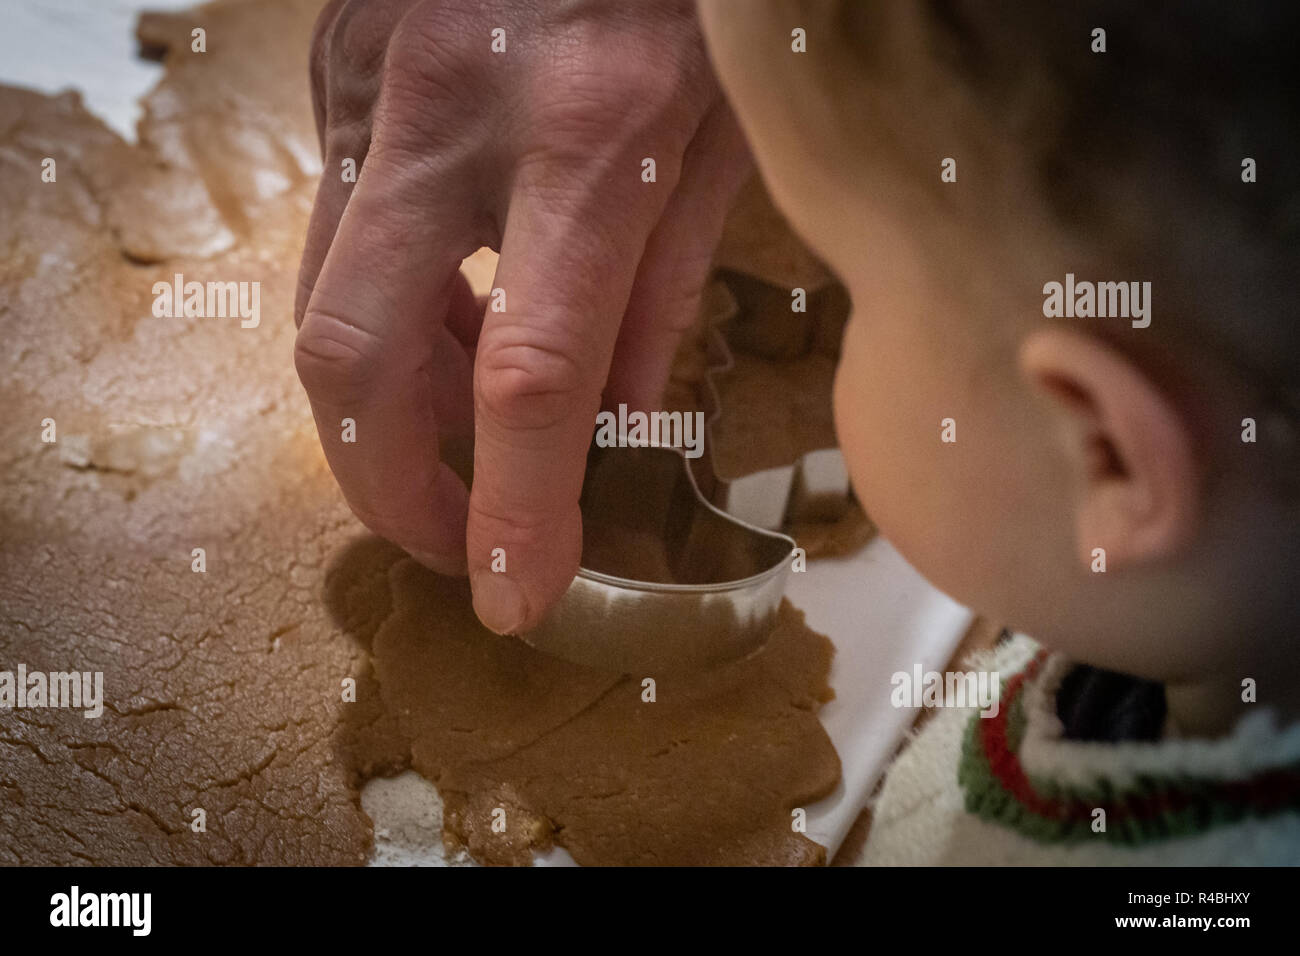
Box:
[956, 665, 1300, 847]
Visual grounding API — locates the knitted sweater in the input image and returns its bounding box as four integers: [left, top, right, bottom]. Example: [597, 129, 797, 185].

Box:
[857, 636, 1300, 865]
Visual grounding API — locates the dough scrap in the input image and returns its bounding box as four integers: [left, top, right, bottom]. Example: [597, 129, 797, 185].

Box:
[787, 502, 878, 561]
[710, 353, 839, 478]
[683, 180, 871, 554]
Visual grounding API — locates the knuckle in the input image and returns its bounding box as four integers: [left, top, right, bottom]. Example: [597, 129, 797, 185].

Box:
[469, 497, 554, 542]
[318, 2, 393, 133]
[368, 18, 493, 167]
[380, 12, 435, 79]
[329, 0, 392, 76]
[518, 75, 697, 203]
[308, 0, 348, 93]
[380, 9, 482, 116]
[618, 63, 696, 120]
[540, 35, 703, 136]
[540, 75, 674, 149]
[474, 332, 593, 433]
[293, 310, 384, 403]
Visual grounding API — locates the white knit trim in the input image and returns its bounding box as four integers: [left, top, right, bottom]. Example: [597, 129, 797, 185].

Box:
[857, 634, 1300, 865]
[863, 796, 1300, 865]
[1016, 643, 1300, 789]
[964, 631, 1040, 683]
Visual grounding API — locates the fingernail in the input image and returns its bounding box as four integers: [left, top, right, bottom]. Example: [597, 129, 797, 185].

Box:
[471, 570, 528, 635]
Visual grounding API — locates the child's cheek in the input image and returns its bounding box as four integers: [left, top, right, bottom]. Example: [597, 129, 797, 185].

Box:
[832, 315, 945, 579]
[832, 318, 896, 527]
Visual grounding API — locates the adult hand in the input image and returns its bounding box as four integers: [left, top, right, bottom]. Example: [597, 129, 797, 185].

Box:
[294, 0, 750, 634]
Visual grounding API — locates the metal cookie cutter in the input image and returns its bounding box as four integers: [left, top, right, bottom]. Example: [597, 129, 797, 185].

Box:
[522, 442, 796, 674]
[691, 284, 855, 532]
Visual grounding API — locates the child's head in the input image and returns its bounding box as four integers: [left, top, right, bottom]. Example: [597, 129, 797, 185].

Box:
[698, 0, 1300, 725]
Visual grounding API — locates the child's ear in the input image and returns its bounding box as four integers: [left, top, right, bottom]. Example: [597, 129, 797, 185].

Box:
[1018, 327, 1200, 570]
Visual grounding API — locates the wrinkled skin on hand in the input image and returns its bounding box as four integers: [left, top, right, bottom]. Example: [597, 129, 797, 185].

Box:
[294, 0, 751, 635]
